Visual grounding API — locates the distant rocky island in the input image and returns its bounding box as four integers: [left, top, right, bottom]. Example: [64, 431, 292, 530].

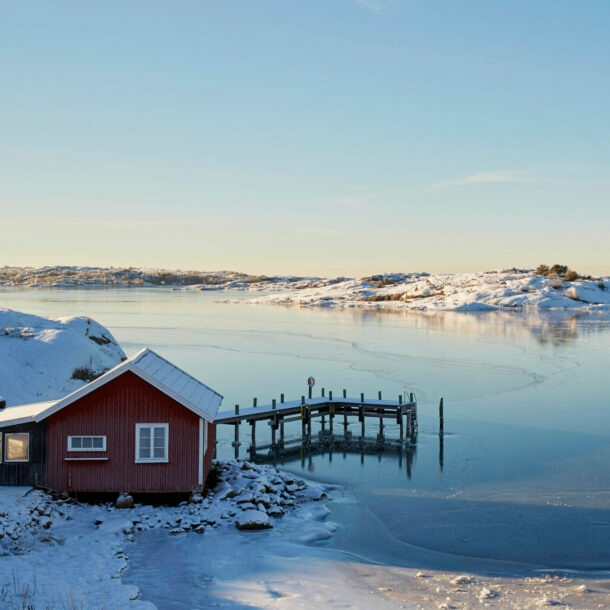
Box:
[1, 265, 609, 311]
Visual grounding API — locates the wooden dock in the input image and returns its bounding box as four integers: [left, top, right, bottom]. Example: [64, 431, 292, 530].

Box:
[215, 390, 417, 458]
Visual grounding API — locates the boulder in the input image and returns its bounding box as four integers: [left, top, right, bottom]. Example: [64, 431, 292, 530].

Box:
[115, 493, 134, 509]
[235, 510, 272, 531]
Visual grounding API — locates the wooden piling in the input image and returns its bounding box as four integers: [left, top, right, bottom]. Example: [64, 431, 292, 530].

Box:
[439, 397, 444, 436]
[399, 407, 404, 442]
[233, 404, 240, 458]
[307, 405, 312, 438]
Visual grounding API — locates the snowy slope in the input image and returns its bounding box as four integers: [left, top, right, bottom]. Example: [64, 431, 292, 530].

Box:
[0, 309, 126, 406]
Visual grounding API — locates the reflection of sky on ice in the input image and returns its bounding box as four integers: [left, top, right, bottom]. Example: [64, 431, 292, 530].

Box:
[4, 288, 610, 606]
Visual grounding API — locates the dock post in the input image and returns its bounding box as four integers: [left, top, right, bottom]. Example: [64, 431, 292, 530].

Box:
[253, 397, 257, 408]
[272, 399, 276, 410]
[322, 387, 325, 397]
[410, 392, 414, 403]
[361, 392, 364, 403]
[406, 409, 412, 441]
[399, 406, 404, 442]
[321, 414, 326, 431]
[281, 393, 285, 403]
[399, 394, 403, 404]
[378, 390, 382, 400]
[233, 404, 240, 458]
[439, 397, 444, 436]
[309, 386, 312, 399]
[271, 402, 277, 448]
[343, 389, 347, 399]
[279, 418, 285, 448]
[307, 405, 312, 438]
[360, 409, 365, 439]
[250, 420, 256, 457]
[329, 403, 334, 436]
[343, 408, 348, 437]
[329, 390, 333, 401]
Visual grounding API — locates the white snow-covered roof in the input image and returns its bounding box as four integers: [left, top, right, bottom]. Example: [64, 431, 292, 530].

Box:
[0, 348, 223, 427]
[0, 400, 58, 428]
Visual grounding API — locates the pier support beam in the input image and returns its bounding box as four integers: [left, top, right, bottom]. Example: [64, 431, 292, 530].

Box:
[250, 420, 256, 456]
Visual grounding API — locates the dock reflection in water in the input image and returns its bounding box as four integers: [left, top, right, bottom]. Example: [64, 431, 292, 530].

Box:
[244, 432, 420, 480]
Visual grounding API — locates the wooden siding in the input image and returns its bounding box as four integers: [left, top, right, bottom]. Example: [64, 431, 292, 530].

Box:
[46, 371, 209, 493]
[0, 421, 47, 487]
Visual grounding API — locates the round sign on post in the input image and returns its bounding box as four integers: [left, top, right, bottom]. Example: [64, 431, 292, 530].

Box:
[307, 376, 315, 387]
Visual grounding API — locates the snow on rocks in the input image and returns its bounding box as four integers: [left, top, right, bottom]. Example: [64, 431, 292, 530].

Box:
[0, 308, 125, 406]
[230, 270, 610, 311]
[235, 509, 272, 530]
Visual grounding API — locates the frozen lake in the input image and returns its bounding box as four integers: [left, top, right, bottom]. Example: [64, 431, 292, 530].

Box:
[3, 288, 610, 602]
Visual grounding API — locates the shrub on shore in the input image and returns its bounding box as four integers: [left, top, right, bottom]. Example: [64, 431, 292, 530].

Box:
[535, 264, 579, 281]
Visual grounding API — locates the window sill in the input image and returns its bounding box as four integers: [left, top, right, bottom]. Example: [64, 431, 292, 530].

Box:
[135, 459, 169, 464]
[64, 457, 109, 461]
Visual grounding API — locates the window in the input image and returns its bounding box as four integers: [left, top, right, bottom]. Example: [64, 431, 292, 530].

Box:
[4, 433, 30, 462]
[68, 436, 107, 451]
[135, 423, 168, 463]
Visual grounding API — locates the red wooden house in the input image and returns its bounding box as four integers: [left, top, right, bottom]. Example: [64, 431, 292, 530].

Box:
[0, 348, 223, 494]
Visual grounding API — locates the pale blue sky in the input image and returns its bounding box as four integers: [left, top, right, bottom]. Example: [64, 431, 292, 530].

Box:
[2, 1, 609, 276]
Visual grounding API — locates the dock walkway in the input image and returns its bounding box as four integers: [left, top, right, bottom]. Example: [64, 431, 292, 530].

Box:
[215, 391, 418, 457]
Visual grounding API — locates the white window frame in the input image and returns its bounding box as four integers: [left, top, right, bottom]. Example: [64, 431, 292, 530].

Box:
[4, 432, 30, 463]
[67, 435, 107, 452]
[135, 423, 169, 463]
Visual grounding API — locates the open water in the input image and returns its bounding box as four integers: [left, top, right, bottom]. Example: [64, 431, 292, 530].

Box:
[3, 288, 610, 576]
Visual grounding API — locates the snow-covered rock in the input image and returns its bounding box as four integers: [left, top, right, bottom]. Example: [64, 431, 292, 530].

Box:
[0, 308, 125, 406]
[235, 509, 272, 530]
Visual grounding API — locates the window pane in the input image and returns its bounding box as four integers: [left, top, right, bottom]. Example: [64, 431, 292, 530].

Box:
[71, 437, 82, 449]
[153, 427, 166, 458]
[82, 437, 93, 449]
[92, 437, 104, 449]
[139, 428, 151, 459]
[6, 434, 29, 461]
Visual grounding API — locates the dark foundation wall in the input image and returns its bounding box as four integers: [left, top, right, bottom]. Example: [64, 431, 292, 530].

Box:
[0, 421, 47, 487]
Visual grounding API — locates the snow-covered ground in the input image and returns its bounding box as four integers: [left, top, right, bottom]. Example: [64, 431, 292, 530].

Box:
[2, 308, 610, 609]
[2, 265, 609, 310]
[0, 460, 332, 610]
